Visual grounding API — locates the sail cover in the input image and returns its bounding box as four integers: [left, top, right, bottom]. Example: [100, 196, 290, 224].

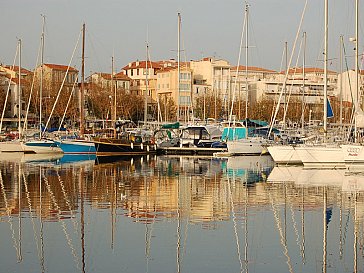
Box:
[327, 98, 334, 119]
[355, 109, 364, 128]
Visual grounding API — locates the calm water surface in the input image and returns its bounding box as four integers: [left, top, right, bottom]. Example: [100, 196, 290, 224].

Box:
[0, 153, 363, 273]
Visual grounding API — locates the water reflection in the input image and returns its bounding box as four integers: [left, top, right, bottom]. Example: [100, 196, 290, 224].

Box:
[0, 154, 363, 273]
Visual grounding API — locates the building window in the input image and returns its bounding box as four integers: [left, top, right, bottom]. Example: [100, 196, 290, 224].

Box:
[179, 83, 190, 91]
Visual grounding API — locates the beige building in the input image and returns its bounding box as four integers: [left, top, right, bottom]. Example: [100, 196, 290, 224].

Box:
[190, 57, 231, 103]
[156, 63, 193, 120]
[0, 65, 31, 118]
[255, 67, 338, 102]
[0, 65, 31, 79]
[121, 60, 162, 101]
[230, 65, 278, 105]
[88, 72, 131, 91]
[34, 63, 79, 93]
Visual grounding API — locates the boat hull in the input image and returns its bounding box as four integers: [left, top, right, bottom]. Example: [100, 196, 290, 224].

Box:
[295, 145, 344, 169]
[22, 140, 63, 154]
[93, 138, 157, 156]
[342, 144, 364, 170]
[55, 139, 96, 154]
[227, 138, 268, 155]
[267, 145, 302, 165]
[0, 141, 25, 153]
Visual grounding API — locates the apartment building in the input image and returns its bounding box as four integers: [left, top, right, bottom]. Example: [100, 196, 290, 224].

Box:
[121, 60, 162, 101]
[87, 72, 131, 91]
[156, 63, 193, 120]
[0, 65, 31, 118]
[0, 65, 31, 79]
[230, 65, 278, 105]
[190, 57, 231, 101]
[33, 63, 79, 94]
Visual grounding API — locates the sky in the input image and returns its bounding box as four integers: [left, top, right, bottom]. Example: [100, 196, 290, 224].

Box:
[1, 0, 362, 76]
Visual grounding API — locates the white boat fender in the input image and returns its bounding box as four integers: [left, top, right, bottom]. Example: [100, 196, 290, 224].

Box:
[141, 143, 143, 150]
[154, 144, 157, 150]
[131, 142, 134, 149]
[147, 145, 150, 152]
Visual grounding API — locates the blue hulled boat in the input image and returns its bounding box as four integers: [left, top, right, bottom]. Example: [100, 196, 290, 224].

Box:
[54, 139, 96, 154]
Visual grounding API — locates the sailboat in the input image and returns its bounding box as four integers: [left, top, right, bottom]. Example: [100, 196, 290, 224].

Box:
[0, 40, 31, 153]
[225, 4, 270, 156]
[295, 0, 345, 169]
[341, 1, 363, 170]
[22, 16, 63, 154]
[92, 54, 156, 156]
[54, 24, 96, 154]
[267, 33, 308, 165]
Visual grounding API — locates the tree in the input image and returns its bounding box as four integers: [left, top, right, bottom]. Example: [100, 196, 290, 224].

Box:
[157, 95, 177, 122]
[194, 93, 223, 121]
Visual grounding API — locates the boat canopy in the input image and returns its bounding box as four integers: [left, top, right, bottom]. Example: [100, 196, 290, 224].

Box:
[161, 122, 180, 129]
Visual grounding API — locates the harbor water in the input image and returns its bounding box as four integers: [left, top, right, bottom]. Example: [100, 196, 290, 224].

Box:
[0, 153, 363, 273]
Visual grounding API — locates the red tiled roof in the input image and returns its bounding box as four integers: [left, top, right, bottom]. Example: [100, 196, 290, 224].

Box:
[157, 66, 177, 73]
[114, 72, 131, 81]
[5, 75, 28, 84]
[96, 73, 112, 80]
[157, 64, 190, 73]
[93, 72, 131, 81]
[4, 65, 31, 74]
[44, 63, 78, 72]
[231, 65, 276, 73]
[122, 60, 162, 70]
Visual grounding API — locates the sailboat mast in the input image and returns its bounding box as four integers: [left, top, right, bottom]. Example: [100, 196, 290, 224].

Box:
[322, 187, 327, 273]
[301, 32, 306, 134]
[339, 35, 343, 127]
[40, 15, 45, 138]
[323, 0, 328, 139]
[245, 4, 249, 121]
[80, 23, 85, 136]
[355, 0, 359, 108]
[177, 12, 181, 122]
[284, 41, 288, 121]
[144, 43, 149, 126]
[112, 56, 116, 138]
[18, 39, 22, 138]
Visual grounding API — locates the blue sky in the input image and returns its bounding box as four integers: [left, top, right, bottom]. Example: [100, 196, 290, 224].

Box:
[1, 0, 362, 75]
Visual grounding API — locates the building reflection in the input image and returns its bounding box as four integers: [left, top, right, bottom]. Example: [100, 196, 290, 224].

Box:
[1, 155, 364, 223]
[1, 154, 364, 272]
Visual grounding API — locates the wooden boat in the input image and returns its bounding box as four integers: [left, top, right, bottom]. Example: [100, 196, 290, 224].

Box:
[93, 136, 157, 156]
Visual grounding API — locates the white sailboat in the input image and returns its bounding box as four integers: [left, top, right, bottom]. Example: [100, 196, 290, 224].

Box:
[341, 1, 363, 170]
[267, 32, 308, 165]
[295, 0, 345, 169]
[267, 145, 301, 165]
[342, 140, 364, 170]
[226, 4, 270, 156]
[0, 40, 28, 153]
[22, 16, 62, 154]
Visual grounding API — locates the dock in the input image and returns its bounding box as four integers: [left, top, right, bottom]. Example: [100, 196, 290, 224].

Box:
[157, 146, 227, 156]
